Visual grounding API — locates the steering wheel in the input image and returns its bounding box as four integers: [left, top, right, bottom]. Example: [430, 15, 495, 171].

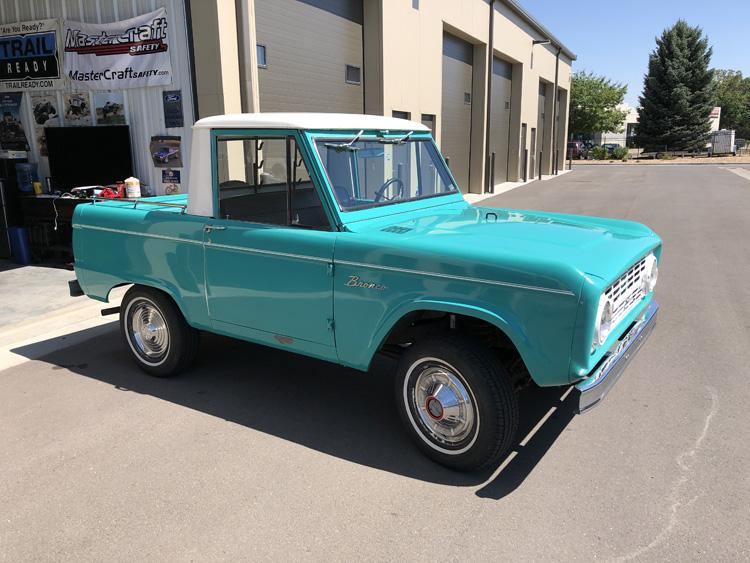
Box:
[373, 177, 405, 202]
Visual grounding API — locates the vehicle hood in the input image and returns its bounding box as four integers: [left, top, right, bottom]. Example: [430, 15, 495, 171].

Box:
[342, 203, 661, 290]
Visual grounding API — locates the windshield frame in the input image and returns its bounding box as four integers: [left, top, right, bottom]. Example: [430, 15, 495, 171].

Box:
[310, 131, 460, 213]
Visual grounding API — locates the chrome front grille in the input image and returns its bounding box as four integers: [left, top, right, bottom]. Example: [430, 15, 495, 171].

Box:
[605, 256, 647, 327]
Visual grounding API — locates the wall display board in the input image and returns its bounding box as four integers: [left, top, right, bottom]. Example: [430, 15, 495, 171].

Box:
[0, 19, 63, 91]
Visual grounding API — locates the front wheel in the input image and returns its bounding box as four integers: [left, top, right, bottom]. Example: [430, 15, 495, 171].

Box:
[395, 335, 519, 471]
[120, 285, 199, 377]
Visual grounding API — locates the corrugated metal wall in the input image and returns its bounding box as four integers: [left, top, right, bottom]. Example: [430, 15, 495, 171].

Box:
[0, 0, 194, 195]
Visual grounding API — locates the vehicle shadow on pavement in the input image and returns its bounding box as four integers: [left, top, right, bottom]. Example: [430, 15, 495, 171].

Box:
[12, 326, 576, 495]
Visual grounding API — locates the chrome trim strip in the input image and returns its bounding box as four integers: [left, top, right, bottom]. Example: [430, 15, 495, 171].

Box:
[335, 260, 575, 295]
[206, 242, 330, 263]
[576, 299, 659, 414]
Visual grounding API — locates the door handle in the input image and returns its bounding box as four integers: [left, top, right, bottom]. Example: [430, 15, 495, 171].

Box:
[204, 224, 227, 232]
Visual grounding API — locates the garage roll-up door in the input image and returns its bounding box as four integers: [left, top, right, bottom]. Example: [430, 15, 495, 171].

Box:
[490, 57, 512, 185]
[255, 0, 364, 114]
[441, 32, 473, 192]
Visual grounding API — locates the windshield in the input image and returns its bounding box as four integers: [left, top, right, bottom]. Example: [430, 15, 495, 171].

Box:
[314, 137, 458, 210]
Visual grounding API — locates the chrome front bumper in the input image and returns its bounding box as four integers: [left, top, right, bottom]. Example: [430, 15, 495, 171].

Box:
[575, 299, 659, 414]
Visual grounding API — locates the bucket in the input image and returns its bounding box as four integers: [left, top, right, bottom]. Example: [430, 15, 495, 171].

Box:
[125, 176, 141, 198]
[8, 226, 32, 265]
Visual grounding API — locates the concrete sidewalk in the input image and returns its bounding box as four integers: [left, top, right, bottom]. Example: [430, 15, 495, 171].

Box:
[0, 261, 124, 371]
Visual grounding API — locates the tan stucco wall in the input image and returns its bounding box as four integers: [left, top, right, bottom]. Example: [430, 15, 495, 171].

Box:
[191, 0, 573, 192]
[367, 0, 573, 190]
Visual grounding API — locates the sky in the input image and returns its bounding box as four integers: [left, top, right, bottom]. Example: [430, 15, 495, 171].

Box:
[521, 0, 750, 107]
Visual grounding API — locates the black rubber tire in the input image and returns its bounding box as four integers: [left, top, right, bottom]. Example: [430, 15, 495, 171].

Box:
[119, 285, 199, 377]
[395, 335, 519, 471]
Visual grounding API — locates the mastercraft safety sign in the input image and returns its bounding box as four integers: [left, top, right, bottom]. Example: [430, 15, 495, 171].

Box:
[0, 19, 63, 91]
[63, 8, 172, 90]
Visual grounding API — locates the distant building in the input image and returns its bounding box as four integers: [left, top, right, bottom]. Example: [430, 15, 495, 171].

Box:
[592, 104, 722, 148]
[592, 104, 639, 147]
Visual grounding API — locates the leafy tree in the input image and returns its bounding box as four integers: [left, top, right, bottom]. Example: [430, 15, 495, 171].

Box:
[712, 69, 750, 138]
[637, 20, 714, 152]
[569, 71, 628, 139]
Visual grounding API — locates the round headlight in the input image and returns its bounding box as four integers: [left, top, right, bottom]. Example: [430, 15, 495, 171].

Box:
[595, 295, 613, 346]
[642, 253, 658, 293]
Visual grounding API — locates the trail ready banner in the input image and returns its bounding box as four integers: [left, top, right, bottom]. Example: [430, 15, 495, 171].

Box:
[64, 8, 172, 90]
[0, 19, 63, 91]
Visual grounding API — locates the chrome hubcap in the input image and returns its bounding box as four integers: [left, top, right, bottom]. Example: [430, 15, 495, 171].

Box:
[411, 361, 475, 447]
[128, 300, 169, 360]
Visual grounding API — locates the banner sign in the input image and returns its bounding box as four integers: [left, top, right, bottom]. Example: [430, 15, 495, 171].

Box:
[63, 8, 172, 90]
[0, 19, 63, 91]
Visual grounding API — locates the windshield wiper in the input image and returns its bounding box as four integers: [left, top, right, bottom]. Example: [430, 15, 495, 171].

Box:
[324, 129, 364, 152]
[378, 131, 413, 145]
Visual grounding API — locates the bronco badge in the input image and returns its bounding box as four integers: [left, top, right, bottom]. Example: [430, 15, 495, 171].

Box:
[345, 275, 387, 291]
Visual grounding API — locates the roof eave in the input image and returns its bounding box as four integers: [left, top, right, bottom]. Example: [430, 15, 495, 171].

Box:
[502, 0, 577, 61]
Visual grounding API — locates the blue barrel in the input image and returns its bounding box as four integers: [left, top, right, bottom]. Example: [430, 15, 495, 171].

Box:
[8, 227, 32, 265]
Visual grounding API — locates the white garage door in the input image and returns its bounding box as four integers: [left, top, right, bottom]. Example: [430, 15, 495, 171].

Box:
[441, 32, 473, 192]
[490, 57, 512, 185]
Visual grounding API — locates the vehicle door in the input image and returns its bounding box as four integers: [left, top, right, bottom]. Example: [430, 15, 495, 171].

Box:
[203, 131, 337, 350]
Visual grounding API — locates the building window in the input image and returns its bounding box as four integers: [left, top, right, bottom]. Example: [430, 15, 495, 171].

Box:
[392, 110, 410, 120]
[256, 44, 267, 68]
[421, 114, 435, 132]
[412, 0, 419, 8]
[345, 64, 361, 85]
[464, 92, 471, 105]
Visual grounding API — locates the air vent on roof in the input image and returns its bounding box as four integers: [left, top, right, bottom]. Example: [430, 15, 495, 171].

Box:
[381, 226, 413, 234]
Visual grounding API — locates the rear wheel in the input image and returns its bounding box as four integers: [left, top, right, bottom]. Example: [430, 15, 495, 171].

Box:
[120, 286, 199, 377]
[395, 335, 519, 471]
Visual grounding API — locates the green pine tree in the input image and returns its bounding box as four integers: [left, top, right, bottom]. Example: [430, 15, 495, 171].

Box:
[637, 20, 714, 152]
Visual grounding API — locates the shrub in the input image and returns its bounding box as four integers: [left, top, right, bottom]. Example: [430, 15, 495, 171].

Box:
[590, 146, 609, 160]
[612, 146, 629, 161]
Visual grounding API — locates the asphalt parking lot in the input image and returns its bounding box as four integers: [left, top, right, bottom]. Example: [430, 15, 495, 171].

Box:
[2, 164, 749, 561]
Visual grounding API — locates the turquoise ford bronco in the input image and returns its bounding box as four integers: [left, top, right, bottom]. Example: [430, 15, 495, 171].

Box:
[71, 113, 660, 471]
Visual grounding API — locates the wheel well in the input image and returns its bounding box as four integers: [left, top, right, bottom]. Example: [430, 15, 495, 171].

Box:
[380, 310, 532, 389]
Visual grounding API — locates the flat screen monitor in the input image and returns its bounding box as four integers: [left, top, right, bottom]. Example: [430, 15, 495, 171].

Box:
[45, 126, 134, 189]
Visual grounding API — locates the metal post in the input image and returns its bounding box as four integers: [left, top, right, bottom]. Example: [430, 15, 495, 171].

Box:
[538, 151, 542, 180]
[568, 153, 572, 170]
[523, 149, 528, 182]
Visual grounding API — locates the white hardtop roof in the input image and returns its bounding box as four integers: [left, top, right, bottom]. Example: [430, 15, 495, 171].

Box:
[193, 112, 429, 132]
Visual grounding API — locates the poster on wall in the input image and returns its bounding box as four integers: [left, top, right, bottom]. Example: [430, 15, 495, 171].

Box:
[64, 92, 91, 125]
[63, 8, 173, 90]
[162, 90, 183, 128]
[150, 135, 182, 168]
[162, 168, 180, 194]
[0, 92, 29, 150]
[30, 92, 59, 156]
[94, 91, 125, 125]
[0, 19, 63, 91]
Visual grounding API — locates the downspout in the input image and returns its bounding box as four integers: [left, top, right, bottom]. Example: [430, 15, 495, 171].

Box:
[484, 0, 496, 193]
[551, 45, 561, 174]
